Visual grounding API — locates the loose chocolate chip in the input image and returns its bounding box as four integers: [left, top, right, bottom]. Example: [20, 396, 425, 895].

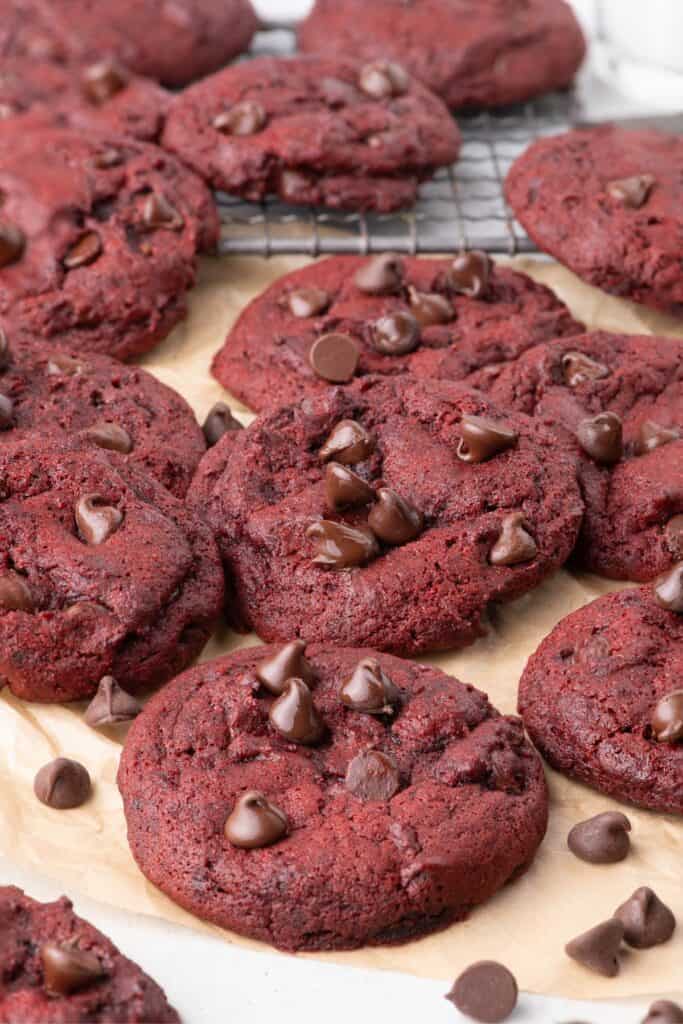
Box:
[86, 422, 133, 454]
[354, 253, 404, 295]
[607, 174, 655, 208]
[94, 147, 124, 169]
[0, 222, 25, 268]
[0, 571, 32, 612]
[457, 414, 518, 463]
[446, 961, 518, 1023]
[567, 812, 632, 864]
[0, 392, 13, 430]
[269, 678, 324, 745]
[325, 462, 375, 510]
[665, 516, 683, 559]
[577, 412, 623, 465]
[287, 287, 330, 318]
[46, 353, 85, 376]
[562, 351, 610, 387]
[307, 519, 379, 569]
[370, 311, 420, 356]
[319, 420, 375, 464]
[308, 332, 359, 383]
[450, 250, 492, 299]
[367, 487, 423, 545]
[643, 1001, 683, 1023]
[256, 640, 314, 696]
[75, 494, 123, 545]
[358, 61, 409, 100]
[651, 689, 683, 742]
[202, 402, 242, 447]
[42, 943, 106, 996]
[34, 758, 91, 809]
[84, 676, 141, 728]
[340, 657, 400, 714]
[213, 100, 267, 136]
[63, 232, 102, 270]
[637, 420, 681, 454]
[654, 563, 683, 613]
[615, 887, 676, 949]
[346, 750, 400, 802]
[224, 790, 288, 848]
[142, 193, 184, 232]
[489, 512, 537, 566]
[407, 287, 454, 327]
[565, 918, 624, 977]
[82, 60, 128, 104]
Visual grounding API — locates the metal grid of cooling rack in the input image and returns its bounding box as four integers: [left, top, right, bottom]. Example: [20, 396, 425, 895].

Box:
[216, 26, 574, 257]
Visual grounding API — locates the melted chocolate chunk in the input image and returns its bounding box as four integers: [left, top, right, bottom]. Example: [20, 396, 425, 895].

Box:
[319, 420, 375, 464]
[577, 412, 623, 465]
[325, 463, 375, 510]
[345, 750, 400, 802]
[307, 519, 379, 569]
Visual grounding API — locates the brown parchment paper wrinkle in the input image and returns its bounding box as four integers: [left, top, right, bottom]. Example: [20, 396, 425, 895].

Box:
[0, 256, 682, 1000]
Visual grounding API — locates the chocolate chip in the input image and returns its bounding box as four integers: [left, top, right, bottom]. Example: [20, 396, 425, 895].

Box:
[346, 750, 400, 802]
[370, 311, 420, 355]
[308, 332, 359, 383]
[407, 287, 454, 327]
[34, 758, 91, 809]
[637, 420, 681, 454]
[577, 412, 623, 465]
[643, 1001, 683, 1023]
[651, 689, 683, 742]
[607, 174, 655, 208]
[358, 61, 409, 99]
[142, 193, 184, 232]
[614, 887, 676, 949]
[354, 253, 404, 295]
[0, 392, 13, 430]
[457, 414, 518, 463]
[568, 812, 632, 864]
[319, 420, 374, 464]
[225, 790, 288, 848]
[269, 678, 323, 745]
[0, 222, 25, 268]
[256, 640, 314, 696]
[75, 494, 123, 545]
[654, 563, 683, 613]
[665, 516, 683, 559]
[63, 232, 102, 270]
[46, 353, 85, 376]
[340, 657, 400, 714]
[82, 60, 128, 104]
[562, 351, 610, 387]
[325, 462, 375, 510]
[94, 147, 124, 169]
[287, 287, 330, 318]
[367, 487, 423, 545]
[450, 250, 492, 299]
[489, 512, 537, 566]
[42, 943, 106, 996]
[213, 100, 267, 136]
[565, 918, 624, 977]
[307, 519, 379, 569]
[86, 422, 133, 454]
[202, 402, 243, 447]
[446, 961, 518, 1023]
[84, 676, 141, 728]
[0, 571, 32, 612]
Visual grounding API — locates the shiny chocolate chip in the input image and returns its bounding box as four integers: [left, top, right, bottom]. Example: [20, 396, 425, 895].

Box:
[450, 250, 491, 299]
[614, 887, 676, 949]
[643, 1001, 683, 1023]
[340, 657, 400, 715]
[0, 222, 25, 268]
[256, 640, 314, 696]
[0, 392, 13, 430]
[346, 750, 400, 802]
[325, 462, 375, 510]
[213, 100, 267, 136]
[0, 571, 32, 612]
[75, 494, 123, 545]
[225, 790, 288, 849]
[565, 918, 624, 977]
[562, 351, 609, 388]
[63, 232, 102, 270]
[269, 678, 323, 745]
[654, 563, 683, 613]
[142, 193, 184, 232]
[637, 420, 680, 455]
[567, 812, 632, 864]
[607, 174, 655, 208]
[82, 60, 129, 104]
[457, 414, 518, 463]
[34, 758, 91, 809]
[42, 943, 106, 996]
[446, 961, 518, 1023]
[84, 676, 141, 728]
[86, 422, 133, 454]
[202, 402, 242, 447]
[307, 519, 379, 569]
[651, 689, 683, 743]
[287, 287, 330, 318]
[370, 311, 420, 356]
[665, 515, 683, 559]
[46, 353, 85, 376]
[358, 61, 409, 100]
[489, 512, 537, 567]
[577, 412, 623, 465]
[407, 287, 454, 327]
[308, 332, 359, 383]
[367, 488, 423, 545]
[354, 253, 404, 295]
[319, 420, 374, 464]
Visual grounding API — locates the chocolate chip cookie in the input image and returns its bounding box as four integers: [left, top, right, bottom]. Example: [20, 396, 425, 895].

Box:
[476, 331, 683, 581]
[299, 0, 586, 111]
[0, 435, 224, 702]
[162, 56, 462, 213]
[518, 580, 683, 815]
[211, 253, 583, 412]
[0, 886, 179, 1022]
[118, 643, 548, 951]
[506, 126, 683, 315]
[0, 120, 219, 361]
[188, 376, 584, 654]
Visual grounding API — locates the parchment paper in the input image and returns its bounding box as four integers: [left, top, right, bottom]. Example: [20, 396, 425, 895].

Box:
[1, 256, 682, 1001]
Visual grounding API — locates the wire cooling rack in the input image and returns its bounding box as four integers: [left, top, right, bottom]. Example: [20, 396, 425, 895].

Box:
[216, 26, 574, 257]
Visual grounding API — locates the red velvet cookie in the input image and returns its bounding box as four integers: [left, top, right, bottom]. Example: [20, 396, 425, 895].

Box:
[476, 331, 683, 581]
[211, 253, 583, 412]
[188, 376, 584, 655]
[0, 886, 179, 1022]
[0, 435, 224, 702]
[299, 0, 586, 111]
[518, 583, 683, 815]
[118, 644, 549, 951]
[506, 127, 683, 315]
[162, 56, 461, 213]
